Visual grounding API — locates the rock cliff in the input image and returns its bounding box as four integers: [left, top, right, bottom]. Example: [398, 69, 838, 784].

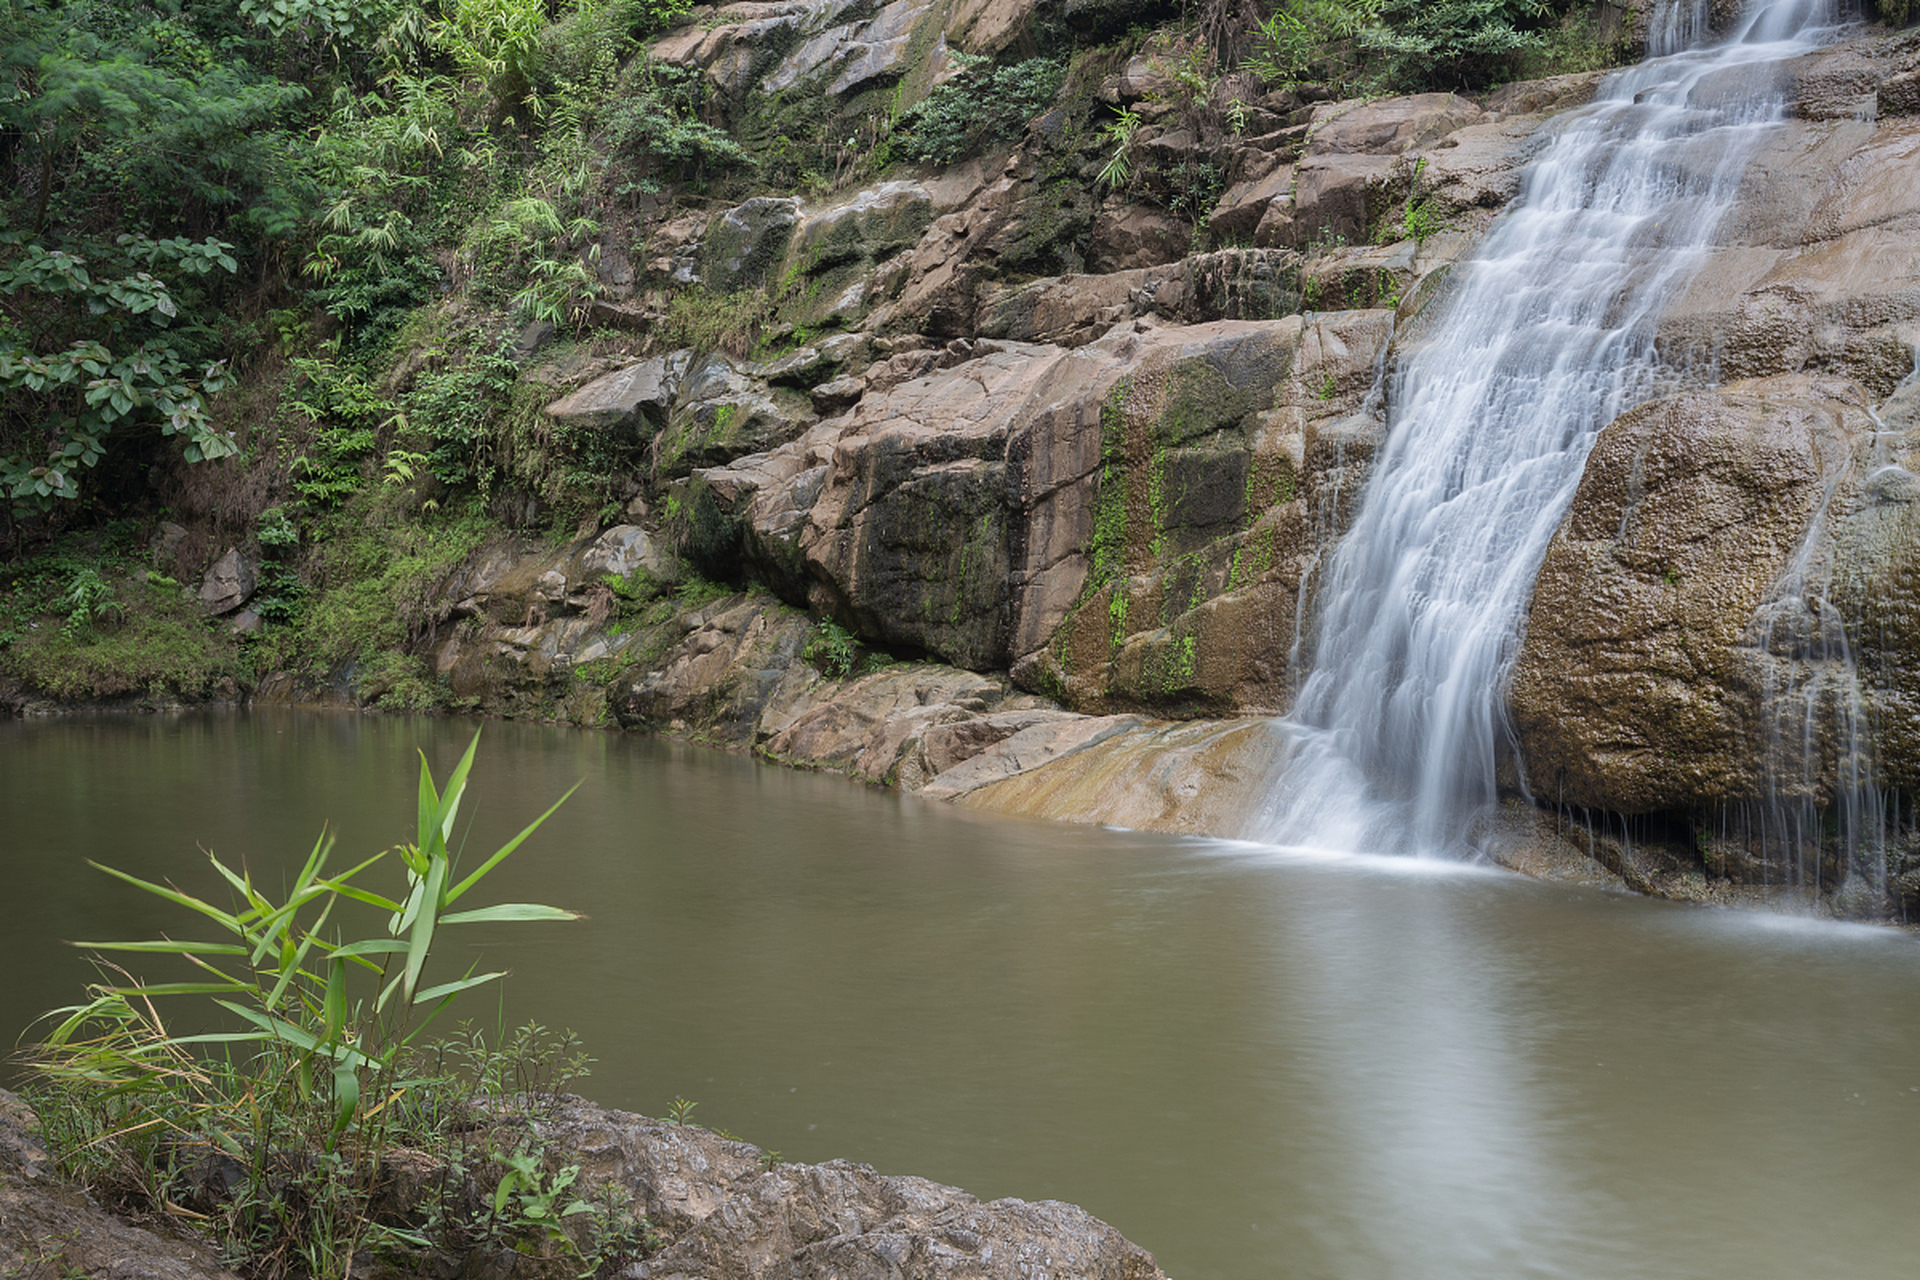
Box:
[238, 6, 1920, 918]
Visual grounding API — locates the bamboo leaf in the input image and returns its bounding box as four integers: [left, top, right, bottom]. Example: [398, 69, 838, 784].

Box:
[323, 957, 346, 1045]
[401, 854, 446, 1002]
[212, 999, 319, 1052]
[69, 940, 248, 956]
[330, 1059, 360, 1143]
[86, 863, 240, 934]
[434, 732, 481, 848]
[412, 970, 507, 1004]
[328, 938, 411, 957]
[103, 982, 250, 996]
[445, 782, 579, 904]
[439, 903, 581, 925]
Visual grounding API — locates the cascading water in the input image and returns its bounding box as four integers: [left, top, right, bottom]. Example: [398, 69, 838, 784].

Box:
[1732, 446, 1887, 906]
[1720, 349, 1920, 909]
[1253, 0, 1849, 854]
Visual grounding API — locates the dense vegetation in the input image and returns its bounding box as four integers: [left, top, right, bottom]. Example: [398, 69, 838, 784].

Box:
[0, 0, 1905, 710]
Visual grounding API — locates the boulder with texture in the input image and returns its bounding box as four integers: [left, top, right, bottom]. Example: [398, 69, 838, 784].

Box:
[197, 548, 255, 616]
[543, 353, 687, 441]
[1508, 375, 1877, 813]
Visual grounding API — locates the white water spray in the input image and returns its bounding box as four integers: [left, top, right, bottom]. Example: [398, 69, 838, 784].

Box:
[1253, 0, 1848, 854]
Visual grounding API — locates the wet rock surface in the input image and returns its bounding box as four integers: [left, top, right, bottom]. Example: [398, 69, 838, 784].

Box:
[1509, 375, 1881, 812]
[227, 17, 1920, 923]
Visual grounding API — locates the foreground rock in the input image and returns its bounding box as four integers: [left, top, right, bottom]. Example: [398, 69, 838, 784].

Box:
[535, 1098, 1165, 1280]
[0, 1089, 242, 1280]
[0, 1089, 1165, 1280]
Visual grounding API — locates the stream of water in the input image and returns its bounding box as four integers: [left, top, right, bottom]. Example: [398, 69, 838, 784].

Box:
[5, 711, 1920, 1280]
[1255, 0, 1851, 855]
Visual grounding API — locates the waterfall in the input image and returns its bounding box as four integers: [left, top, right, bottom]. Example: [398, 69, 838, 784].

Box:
[1253, 0, 1847, 855]
[1734, 449, 1887, 908]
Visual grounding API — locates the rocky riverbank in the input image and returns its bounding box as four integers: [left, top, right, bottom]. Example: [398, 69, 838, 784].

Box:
[0, 1088, 1164, 1280]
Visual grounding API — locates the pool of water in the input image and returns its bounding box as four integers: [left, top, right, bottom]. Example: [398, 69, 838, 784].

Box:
[4, 710, 1918, 1280]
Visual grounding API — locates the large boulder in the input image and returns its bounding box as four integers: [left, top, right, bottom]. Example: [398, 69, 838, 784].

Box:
[1274, 94, 1486, 249]
[543, 352, 687, 441]
[778, 181, 936, 329]
[657, 354, 819, 479]
[678, 313, 1392, 715]
[702, 197, 805, 293]
[1508, 375, 1878, 813]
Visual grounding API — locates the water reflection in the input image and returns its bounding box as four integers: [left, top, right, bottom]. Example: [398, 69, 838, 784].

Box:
[3, 712, 1919, 1280]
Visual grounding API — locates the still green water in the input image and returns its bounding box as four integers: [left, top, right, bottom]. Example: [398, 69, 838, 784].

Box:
[3, 710, 1919, 1280]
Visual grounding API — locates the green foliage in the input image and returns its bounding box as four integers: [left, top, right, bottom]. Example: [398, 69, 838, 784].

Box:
[491, 1143, 592, 1247]
[894, 55, 1065, 166]
[1250, 0, 1601, 93]
[0, 1, 312, 235]
[24, 734, 584, 1279]
[605, 58, 755, 182]
[1098, 107, 1143, 189]
[0, 231, 238, 511]
[55, 564, 120, 638]
[658, 289, 774, 358]
[1365, 0, 1550, 89]
[275, 495, 491, 706]
[434, 0, 549, 125]
[803, 618, 858, 678]
[673, 572, 733, 610]
[0, 543, 238, 700]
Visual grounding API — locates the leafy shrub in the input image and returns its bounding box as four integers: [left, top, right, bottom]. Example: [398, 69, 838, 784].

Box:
[894, 55, 1065, 166]
[804, 618, 858, 678]
[1251, 0, 1606, 93]
[606, 59, 756, 181]
[0, 232, 239, 511]
[24, 735, 587, 1279]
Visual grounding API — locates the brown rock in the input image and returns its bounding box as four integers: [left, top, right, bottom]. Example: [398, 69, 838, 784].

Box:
[1509, 375, 1875, 813]
[1087, 203, 1192, 273]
